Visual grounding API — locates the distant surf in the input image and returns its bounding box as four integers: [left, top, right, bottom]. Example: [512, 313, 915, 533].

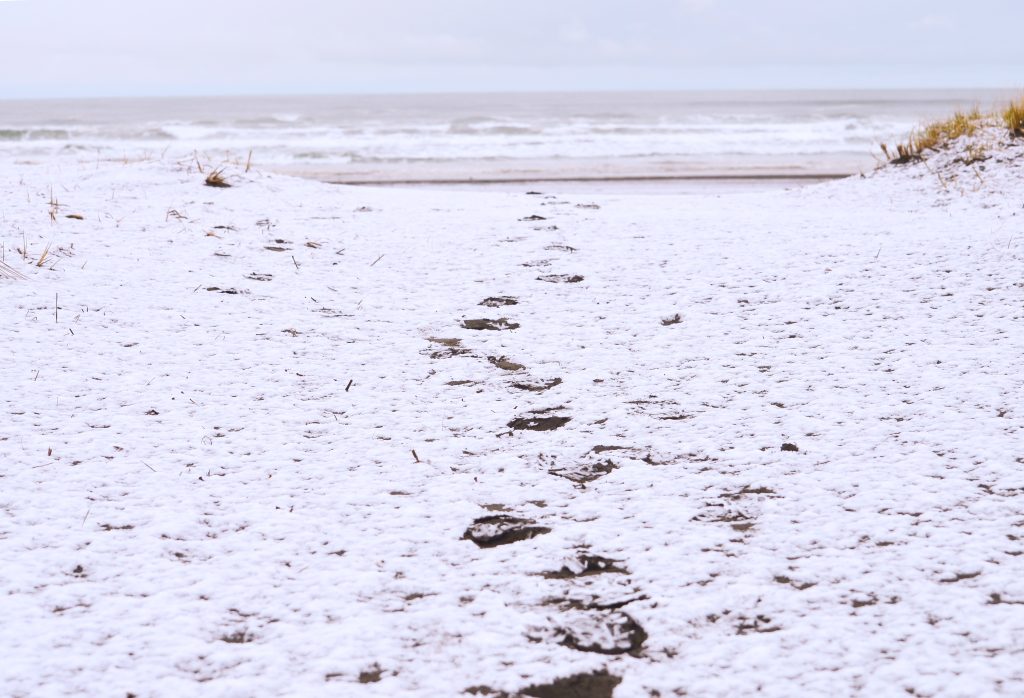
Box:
[1, 89, 1015, 189]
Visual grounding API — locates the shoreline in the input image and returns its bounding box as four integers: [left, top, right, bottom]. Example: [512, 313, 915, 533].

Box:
[326, 171, 856, 194]
[332, 172, 852, 186]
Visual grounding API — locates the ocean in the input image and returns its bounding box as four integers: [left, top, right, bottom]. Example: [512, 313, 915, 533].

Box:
[0, 89, 1015, 192]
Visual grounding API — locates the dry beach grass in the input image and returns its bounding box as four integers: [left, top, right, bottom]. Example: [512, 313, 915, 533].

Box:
[882, 93, 1024, 164]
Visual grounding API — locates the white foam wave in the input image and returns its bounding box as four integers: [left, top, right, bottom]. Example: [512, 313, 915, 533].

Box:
[1, 90, 1000, 178]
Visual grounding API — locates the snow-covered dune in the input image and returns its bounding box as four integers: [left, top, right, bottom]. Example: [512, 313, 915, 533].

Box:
[1, 138, 1022, 697]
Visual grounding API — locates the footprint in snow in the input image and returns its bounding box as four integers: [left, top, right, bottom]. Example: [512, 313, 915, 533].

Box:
[479, 296, 518, 307]
[543, 553, 629, 580]
[511, 378, 562, 392]
[462, 318, 520, 331]
[552, 609, 647, 657]
[462, 515, 551, 548]
[547, 459, 619, 485]
[537, 274, 584, 284]
[518, 670, 624, 698]
[507, 416, 571, 431]
[487, 356, 526, 371]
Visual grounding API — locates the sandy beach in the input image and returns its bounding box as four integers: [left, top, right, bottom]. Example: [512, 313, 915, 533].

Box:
[2, 129, 1023, 697]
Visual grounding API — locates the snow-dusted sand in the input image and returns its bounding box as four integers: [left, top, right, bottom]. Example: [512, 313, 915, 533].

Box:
[2, 138, 1023, 697]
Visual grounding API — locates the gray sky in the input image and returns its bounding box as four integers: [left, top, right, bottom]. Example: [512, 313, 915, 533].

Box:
[1, 0, 1021, 98]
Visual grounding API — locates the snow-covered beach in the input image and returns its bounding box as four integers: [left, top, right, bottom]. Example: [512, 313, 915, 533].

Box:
[2, 130, 1023, 696]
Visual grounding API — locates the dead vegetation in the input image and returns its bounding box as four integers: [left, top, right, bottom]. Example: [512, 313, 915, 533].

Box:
[914, 107, 982, 151]
[1004, 97, 1024, 136]
[881, 108, 984, 164]
[0, 260, 28, 280]
[35, 242, 52, 268]
[204, 168, 232, 188]
[48, 190, 61, 222]
[883, 95, 1024, 165]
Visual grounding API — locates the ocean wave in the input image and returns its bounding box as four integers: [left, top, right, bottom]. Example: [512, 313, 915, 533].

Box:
[0, 128, 73, 141]
[98, 128, 178, 141]
[0, 93, 939, 177]
[447, 116, 540, 136]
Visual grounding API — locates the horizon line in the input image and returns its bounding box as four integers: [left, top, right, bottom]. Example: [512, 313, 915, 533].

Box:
[1, 86, 1021, 103]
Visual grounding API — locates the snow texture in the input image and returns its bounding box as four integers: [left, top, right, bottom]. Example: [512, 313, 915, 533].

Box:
[2, 136, 1024, 697]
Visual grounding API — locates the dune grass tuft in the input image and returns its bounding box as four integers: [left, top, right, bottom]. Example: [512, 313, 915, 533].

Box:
[204, 168, 232, 188]
[913, 107, 983, 152]
[883, 99, 1024, 165]
[1003, 97, 1024, 136]
[35, 242, 52, 268]
[887, 108, 984, 163]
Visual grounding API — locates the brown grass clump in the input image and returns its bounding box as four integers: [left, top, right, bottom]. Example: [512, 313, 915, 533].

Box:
[35, 242, 52, 267]
[1003, 97, 1024, 136]
[884, 96, 1024, 165]
[204, 168, 231, 188]
[883, 107, 985, 164]
[880, 142, 921, 165]
[916, 107, 982, 151]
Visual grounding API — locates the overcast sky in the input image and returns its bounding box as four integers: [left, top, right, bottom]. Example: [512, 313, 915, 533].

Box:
[1, 0, 1021, 98]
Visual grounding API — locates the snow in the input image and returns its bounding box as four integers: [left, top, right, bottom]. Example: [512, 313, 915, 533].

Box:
[1, 135, 1023, 697]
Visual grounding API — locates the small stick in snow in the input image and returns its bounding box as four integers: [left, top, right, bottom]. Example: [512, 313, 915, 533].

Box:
[345, 379, 353, 392]
[370, 254, 384, 267]
[412, 450, 420, 463]
[55, 293, 58, 323]
[292, 256, 300, 270]
[82, 506, 91, 527]
[142, 461, 156, 473]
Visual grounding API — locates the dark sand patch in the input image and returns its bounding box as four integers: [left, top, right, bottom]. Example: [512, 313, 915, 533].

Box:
[488, 356, 526, 371]
[522, 670, 621, 698]
[480, 296, 519, 307]
[543, 554, 629, 579]
[428, 337, 463, 347]
[549, 459, 618, 484]
[558, 611, 647, 656]
[508, 416, 571, 431]
[590, 445, 629, 454]
[463, 516, 551, 548]
[511, 378, 562, 392]
[537, 274, 584, 284]
[463, 318, 520, 331]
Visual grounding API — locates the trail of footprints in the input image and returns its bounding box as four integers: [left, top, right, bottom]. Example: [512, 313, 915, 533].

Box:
[439, 198, 647, 696]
